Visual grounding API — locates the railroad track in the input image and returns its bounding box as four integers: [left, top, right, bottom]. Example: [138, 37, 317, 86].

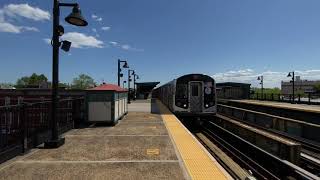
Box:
[217, 104, 320, 177]
[194, 119, 319, 180]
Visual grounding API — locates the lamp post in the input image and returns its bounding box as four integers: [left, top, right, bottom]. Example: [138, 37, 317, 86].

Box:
[287, 71, 295, 103]
[128, 69, 135, 103]
[117, 59, 129, 86]
[133, 74, 139, 100]
[257, 76, 264, 98]
[45, 0, 88, 148]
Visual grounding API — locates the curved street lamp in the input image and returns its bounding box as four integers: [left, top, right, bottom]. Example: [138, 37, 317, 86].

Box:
[287, 71, 295, 103]
[133, 74, 140, 100]
[118, 59, 129, 86]
[257, 75, 264, 96]
[45, 0, 88, 149]
[128, 69, 135, 103]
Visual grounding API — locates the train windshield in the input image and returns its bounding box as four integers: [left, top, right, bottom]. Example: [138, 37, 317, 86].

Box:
[176, 84, 188, 98]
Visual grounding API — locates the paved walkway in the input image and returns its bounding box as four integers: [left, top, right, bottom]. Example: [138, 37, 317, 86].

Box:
[0, 101, 187, 180]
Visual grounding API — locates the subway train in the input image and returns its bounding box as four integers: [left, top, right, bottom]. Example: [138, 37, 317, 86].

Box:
[153, 74, 217, 117]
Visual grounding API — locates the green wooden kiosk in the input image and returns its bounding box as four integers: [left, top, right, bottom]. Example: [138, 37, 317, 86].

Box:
[86, 84, 128, 125]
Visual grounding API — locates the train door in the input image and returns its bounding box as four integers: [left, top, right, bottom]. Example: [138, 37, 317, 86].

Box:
[189, 82, 202, 112]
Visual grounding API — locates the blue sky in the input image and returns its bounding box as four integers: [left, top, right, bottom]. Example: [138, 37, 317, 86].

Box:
[1, 0, 320, 87]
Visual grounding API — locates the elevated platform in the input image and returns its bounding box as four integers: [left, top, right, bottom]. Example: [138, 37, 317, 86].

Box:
[219, 99, 320, 125]
[228, 99, 320, 113]
[0, 99, 230, 180]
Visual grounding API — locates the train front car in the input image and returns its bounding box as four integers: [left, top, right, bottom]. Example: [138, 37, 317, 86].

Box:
[173, 74, 216, 117]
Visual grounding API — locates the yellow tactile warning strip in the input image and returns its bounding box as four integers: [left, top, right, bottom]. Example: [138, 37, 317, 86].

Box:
[157, 100, 231, 180]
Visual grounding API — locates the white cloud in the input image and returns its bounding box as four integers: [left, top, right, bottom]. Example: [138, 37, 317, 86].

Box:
[121, 44, 130, 50]
[0, 3, 49, 33]
[0, 10, 4, 22]
[20, 26, 39, 32]
[109, 41, 118, 46]
[101, 26, 110, 31]
[3, 4, 50, 21]
[121, 44, 144, 52]
[91, 28, 100, 37]
[61, 32, 104, 48]
[212, 69, 320, 88]
[0, 21, 20, 33]
[108, 41, 143, 52]
[91, 14, 98, 19]
[43, 38, 51, 44]
[91, 14, 102, 22]
[0, 21, 39, 33]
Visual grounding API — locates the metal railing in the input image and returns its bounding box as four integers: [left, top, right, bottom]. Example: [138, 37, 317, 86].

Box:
[0, 98, 84, 163]
[250, 93, 320, 105]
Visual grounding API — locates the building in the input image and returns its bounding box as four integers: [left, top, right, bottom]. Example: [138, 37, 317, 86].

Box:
[216, 82, 251, 99]
[281, 76, 320, 94]
[135, 82, 160, 99]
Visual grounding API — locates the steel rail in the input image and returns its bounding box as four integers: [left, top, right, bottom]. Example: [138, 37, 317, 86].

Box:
[204, 120, 319, 180]
[217, 104, 320, 174]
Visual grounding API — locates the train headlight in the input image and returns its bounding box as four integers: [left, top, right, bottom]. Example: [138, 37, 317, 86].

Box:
[205, 104, 209, 108]
[183, 104, 187, 107]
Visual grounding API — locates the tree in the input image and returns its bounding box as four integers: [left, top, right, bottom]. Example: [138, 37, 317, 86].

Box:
[15, 73, 48, 88]
[72, 74, 96, 89]
[0, 83, 15, 89]
[314, 83, 320, 93]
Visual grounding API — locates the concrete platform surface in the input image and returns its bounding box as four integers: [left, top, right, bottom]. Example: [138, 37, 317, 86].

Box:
[128, 99, 158, 113]
[0, 101, 186, 180]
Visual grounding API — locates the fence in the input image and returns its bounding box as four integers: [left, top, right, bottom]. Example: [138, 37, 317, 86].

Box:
[0, 98, 84, 163]
[250, 93, 320, 105]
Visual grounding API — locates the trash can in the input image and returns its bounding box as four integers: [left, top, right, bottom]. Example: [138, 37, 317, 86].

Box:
[86, 84, 128, 125]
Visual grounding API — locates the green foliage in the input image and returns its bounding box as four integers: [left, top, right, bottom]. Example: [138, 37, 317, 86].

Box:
[71, 74, 96, 89]
[251, 87, 281, 94]
[15, 73, 48, 88]
[314, 83, 320, 92]
[0, 83, 15, 89]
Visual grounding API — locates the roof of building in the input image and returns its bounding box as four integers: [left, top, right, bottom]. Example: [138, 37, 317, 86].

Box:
[88, 83, 127, 92]
[216, 82, 251, 86]
[135, 82, 160, 86]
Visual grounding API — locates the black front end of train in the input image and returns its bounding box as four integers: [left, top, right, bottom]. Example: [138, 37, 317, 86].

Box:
[174, 74, 216, 117]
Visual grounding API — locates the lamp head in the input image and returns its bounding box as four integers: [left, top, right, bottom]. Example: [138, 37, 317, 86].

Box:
[123, 62, 129, 68]
[57, 25, 64, 36]
[287, 72, 292, 77]
[61, 40, 72, 52]
[136, 75, 140, 79]
[65, 5, 88, 26]
[257, 76, 261, 81]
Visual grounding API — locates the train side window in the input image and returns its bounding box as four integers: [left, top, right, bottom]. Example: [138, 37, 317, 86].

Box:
[191, 85, 198, 96]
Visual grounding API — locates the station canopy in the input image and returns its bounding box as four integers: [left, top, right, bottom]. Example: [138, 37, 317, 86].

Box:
[136, 82, 160, 99]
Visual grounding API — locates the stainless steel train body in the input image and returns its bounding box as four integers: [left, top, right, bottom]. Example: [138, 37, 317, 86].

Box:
[154, 74, 217, 116]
